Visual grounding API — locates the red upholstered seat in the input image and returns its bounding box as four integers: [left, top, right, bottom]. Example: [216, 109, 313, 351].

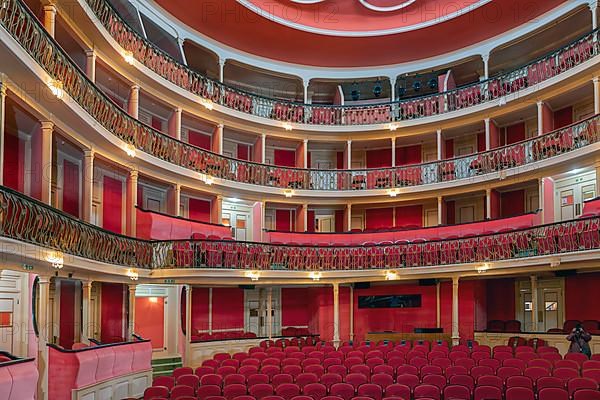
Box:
[538, 387, 570, 400]
[474, 385, 502, 400]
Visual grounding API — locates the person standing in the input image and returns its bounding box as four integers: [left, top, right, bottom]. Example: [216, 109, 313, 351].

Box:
[567, 324, 592, 358]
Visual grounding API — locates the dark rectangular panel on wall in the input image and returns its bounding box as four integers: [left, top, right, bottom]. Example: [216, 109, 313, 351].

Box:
[102, 176, 123, 234]
[100, 283, 124, 343]
[188, 130, 211, 150]
[358, 295, 422, 308]
[335, 210, 344, 232]
[396, 145, 422, 166]
[274, 149, 296, 167]
[275, 209, 293, 232]
[501, 190, 525, 218]
[505, 123, 526, 145]
[366, 149, 392, 168]
[565, 272, 600, 321]
[59, 280, 76, 349]
[554, 106, 573, 129]
[281, 288, 310, 327]
[3, 131, 22, 192]
[188, 198, 211, 223]
[485, 279, 515, 322]
[237, 144, 249, 161]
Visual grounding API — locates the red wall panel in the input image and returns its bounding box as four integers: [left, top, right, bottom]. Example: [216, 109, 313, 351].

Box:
[59, 280, 76, 349]
[62, 160, 80, 217]
[565, 272, 600, 321]
[439, 280, 477, 339]
[188, 198, 211, 223]
[365, 208, 394, 230]
[191, 287, 210, 332]
[335, 210, 345, 233]
[100, 283, 124, 343]
[102, 176, 123, 234]
[274, 149, 296, 167]
[307, 210, 315, 233]
[445, 139, 454, 159]
[395, 205, 422, 228]
[366, 149, 392, 168]
[151, 116, 163, 132]
[501, 190, 525, 218]
[554, 106, 573, 129]
[188, 130, 212, 150]
[281, 288, 310, 327]
[396, 145, 422, 166]
[336, 152, 344, 169]
[485, 279, 515, 321]
[506, 123, 526, 145]
[237, 144, 249, 161]
[446, 201, 456, 225]
[135, 297, 165, 349]
[212, 288, 244, 330]
[489, 189, 501, 219]
[3, 131, 23, 192]
[275, 209, 294, 232]
[477, 132, 486, 152]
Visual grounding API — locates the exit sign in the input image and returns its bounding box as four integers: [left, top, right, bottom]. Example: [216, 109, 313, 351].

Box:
[164, 279, 175, 284]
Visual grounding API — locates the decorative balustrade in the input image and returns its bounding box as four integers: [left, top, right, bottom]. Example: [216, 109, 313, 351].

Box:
[1, 183, 598, 272]
[85, 0, 598, 126]
[1, 0, 599, 193]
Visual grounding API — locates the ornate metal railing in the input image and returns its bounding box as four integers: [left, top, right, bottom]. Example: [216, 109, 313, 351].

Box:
[1, 184, 598, 271]
[1, 0, 599, 192]
[0, 186, 155, 268]
[86, 0, 598, 126]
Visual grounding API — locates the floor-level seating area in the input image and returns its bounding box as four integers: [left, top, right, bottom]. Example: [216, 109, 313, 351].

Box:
[144, 339, 600, 400]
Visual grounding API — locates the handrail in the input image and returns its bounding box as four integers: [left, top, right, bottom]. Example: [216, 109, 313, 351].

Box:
[1, 0, 599, 193]
[47, 338, 150, 353]
[0, 351, 34, 368]
[85, 0, 598, 126]
[1, 184, 599, 271]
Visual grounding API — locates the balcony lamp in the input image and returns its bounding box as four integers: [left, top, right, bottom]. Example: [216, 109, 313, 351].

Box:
[387, 188, 400, 197]
[47, 251, 64, 269]
[413, 79, 422, 92]
[429, 78, 438, 90]
[283, 189, 294, 198]
[385, 270, 399, 281]
[282, 123, 293, 131]
[203, 175, 215, 186]
[309, 271, 322, 282]
[127, 268, 139, 281]
[477, 263, 490, 274]
[199, 98, 214, 110]
[123, 50, 135, 65]
[124, 143, 136, 157]
[388, 124, 398, 131]
[47, 79, 64, 99]
[245, 270, 260, 281]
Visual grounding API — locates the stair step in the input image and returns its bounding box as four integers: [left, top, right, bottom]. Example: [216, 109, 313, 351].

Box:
[151, 356, 183, 378]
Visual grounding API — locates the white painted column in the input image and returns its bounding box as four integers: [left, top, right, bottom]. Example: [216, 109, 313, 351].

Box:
[215, 124, 224, 155]
[346, 204, 352, 232]
[346, 140, 352, 168]
[436, 281, 441, 328]
[128, 284, 136, 339]
[333, 283, 340, 346]
[128, 85, 140, 119]
[303, 79, 309, 104]
[169, 107, 182, 140]
[349, 285, 354, 342]
[172, 184, 181, 217]
[436, 129, 443, 160]
[482, 53, 490, 79]
[208, 287, 213, 334]
[303, 139, 309, 168]
[82, 150, 94, 223]
[185, 285, 193, 366]
[391, 137, 396, 167]
[43, 4, 57, 38]
[302, 203, 308, 232]
[451, 276, 460, 346]
[81, 281, 93, 343]
[126, 170, 138, 236]
[530, 275, 538, 332]
[437, 196, 443, 226]
[37, 276, 51, 400]
[484, 118, 492, 150]
[390, 76, 397, 103]
[537, 101, 547, 136]
[594, 77, 600, 115]
[218, 58, 225, 83]
[591, 1, 598, 30]
[0, 82, 6, 186]
[261, 133, 267, 163]
[486, 188, 492, 219]
[40, 121, 54, 205]
[267, 288, 273, 339]
[85, 50, 96, 82]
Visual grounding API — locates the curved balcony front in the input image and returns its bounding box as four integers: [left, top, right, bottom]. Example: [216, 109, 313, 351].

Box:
[81, 0, 599, 130]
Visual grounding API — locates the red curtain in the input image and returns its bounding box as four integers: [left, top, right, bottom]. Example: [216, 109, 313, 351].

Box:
[188, 198, 211, 223]
[212, 288, 244, 331]
[553, 106, 573, 129]
[275, 209, 293, 232]
[188, 130, 212, 150]
[396, 145, 422, 166]
[500, 190, 525, 218]
[395, 205, 422, 228]
[62, 160, 80, 217]
[102, 176, 123, 234]
[274, 149, 296, 167]
[59, 280, 76, 349]
[365, 208, 394, 230]
[366, 149, 392, 168]
[505, 122, 525, 145]
[100, 283, 124, 343]
[237, 144, 249, 160]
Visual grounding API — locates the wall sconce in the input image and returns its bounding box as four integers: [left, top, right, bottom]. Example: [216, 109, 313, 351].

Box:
[47, 251, 64, 269]
[47, 80, 64, 99]
[388, 124, 398, 131]
[282, 123, 293, 131]
[385, 270, 398, 281]
[124, 143, 136, 157]
[199, 98, 214, 111]
[387, 188, 400, 197]
[245, 271, 260, 281]
[283, 189, 294, 198]
[123, 50, 135, 65]
[309, 272, 322, 281]
[477, 263, 490, 274]
[127, 269, 139, 281]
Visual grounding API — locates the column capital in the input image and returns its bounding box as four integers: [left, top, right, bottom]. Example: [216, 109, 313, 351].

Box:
[128, 283, 137, 291]
[84, 48, 96, 57]
[217, 123, 224, 129]
[536, 99, 546, 107]
[390, 137, 396, 144]
[173, 106, 182, 114]
[130, 84, 140, 92]
[37, 275, 52, 284]
[261, 133, 267, 139]
[303, 138, 308, 145]
[0, 82, 6, 96]
[129, 169, 139, 179]
[43, 3, 57, 12]
[218, 57, 226, 67]
[594, 76, 600, 84]
[82, 280, 93, 289]
[589, 0, 598, 11]
[481, 52, 490, 63]
[84, 148, 95, 158]
[452, 276, 460, 285]
[347, 139, 352, 145]
[40, 121, 54, 131]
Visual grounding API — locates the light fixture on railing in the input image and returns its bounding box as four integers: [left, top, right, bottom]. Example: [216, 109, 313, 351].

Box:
[388, 124, 398, 131]
[127, 268, 139, 281]
[47, 79, 64, 99]
[124, 143, 136, 157]
[387, 188, 400, 197]
[477, 263, 490, 274]
[47, 251, 64, 269]
[283, 189, 294, 198]
[199, 97, 214, 111]
[245, 270, 260, 281]
[309, 272, 322, 282]
[385, 270, 399, 281]
[123, 50, 135, 65]
[282, 123, 293, 131]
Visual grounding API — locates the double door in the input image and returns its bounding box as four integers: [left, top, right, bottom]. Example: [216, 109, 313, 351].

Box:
[517, 278, 564, 332]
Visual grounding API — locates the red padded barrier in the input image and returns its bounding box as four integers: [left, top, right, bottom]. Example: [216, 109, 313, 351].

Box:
[136, 207, 232, 240]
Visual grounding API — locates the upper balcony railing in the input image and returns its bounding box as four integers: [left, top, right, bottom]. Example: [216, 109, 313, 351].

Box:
[86, 0, 598, 126]
[1, 185, 599, 272]
[1, 0, 599, 193]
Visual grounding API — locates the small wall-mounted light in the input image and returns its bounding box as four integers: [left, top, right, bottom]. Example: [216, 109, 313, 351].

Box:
[203, 174, 214, 186]
[388, 124, 398, 131]
[199, 98, 214, 111]
[127, 268, 139, 281]
[387, 188, 400, 197]
[309, 272, 322, 282]
[245, 270, 260, 281]
[283, 189, 294, 198]
[148, 296, 158, 303]
[282, 123, 293, 131]
[124, 143, 136, 157]
[47, 251, 64, 269]
[385, 270, 399, 281]
[477, 263, 490, 274]
[47, 80, 64, 99]
[123, 50, 135, 65]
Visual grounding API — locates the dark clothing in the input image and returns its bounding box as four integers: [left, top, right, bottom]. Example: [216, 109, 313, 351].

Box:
[567, 329, 592, 358]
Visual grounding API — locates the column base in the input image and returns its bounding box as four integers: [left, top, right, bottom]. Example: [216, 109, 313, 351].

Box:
[451, 335, 461, 346]
[332, 339, 341, 348]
